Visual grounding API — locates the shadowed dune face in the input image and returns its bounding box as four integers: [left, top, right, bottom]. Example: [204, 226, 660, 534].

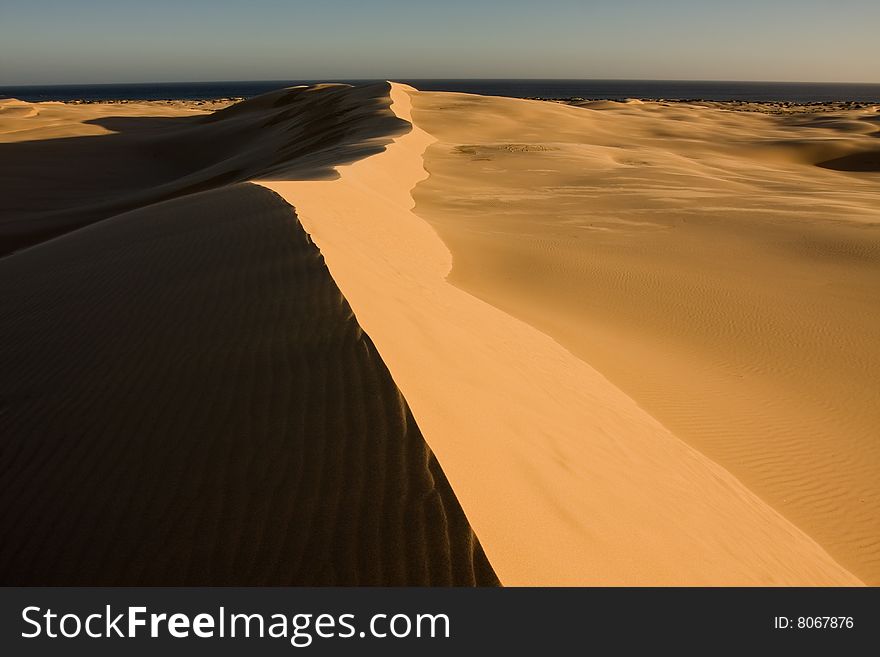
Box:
[817, 149, 880, 171]
[409, 91, 880, 583]
[0, 83, 408, 255]
[0, 183, 498, 586]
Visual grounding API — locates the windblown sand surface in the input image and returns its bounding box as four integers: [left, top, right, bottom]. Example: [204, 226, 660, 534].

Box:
[260, 84, 865, 585]
[1, 82, 875, 586]
[0, 88, 497, 585]
[406, 90, 880, 583]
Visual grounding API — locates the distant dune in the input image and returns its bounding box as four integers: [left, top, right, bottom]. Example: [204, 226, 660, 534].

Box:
[0, 84, 407, 256]
[1, 81, 877, 586]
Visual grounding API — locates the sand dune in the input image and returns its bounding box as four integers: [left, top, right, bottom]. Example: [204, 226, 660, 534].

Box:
[0, 90, 496, 585]
[260, 83, 863, 585]
[0, 99, 40, 119]
[2, 81, 874, 586]
[406, 90, 880, 583]
[0, 84, 407, 255]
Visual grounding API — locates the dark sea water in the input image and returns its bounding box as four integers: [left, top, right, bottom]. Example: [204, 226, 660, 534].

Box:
[2, 79, 880, 103]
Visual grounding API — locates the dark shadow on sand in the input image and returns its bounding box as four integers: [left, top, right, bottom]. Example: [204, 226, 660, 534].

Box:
[0, 82, 409, 256]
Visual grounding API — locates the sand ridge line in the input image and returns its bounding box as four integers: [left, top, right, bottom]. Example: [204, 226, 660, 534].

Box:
[258, 83, 861, 585]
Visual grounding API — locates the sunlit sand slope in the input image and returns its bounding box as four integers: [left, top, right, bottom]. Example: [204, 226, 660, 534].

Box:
[409, 90, 880, 583]
[260, 84, 862, 586]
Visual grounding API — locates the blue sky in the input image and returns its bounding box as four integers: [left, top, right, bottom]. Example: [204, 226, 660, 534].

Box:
[1, 0, 876, 84]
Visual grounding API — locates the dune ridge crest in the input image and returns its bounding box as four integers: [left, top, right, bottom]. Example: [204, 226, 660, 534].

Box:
[258, 83, 861, 586]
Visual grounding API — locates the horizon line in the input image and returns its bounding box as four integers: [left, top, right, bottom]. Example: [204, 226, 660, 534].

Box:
[3, 77, 880, 88]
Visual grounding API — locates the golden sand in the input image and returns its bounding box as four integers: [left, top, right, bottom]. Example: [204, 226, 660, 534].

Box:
[2, 84, 876, 585]
[407, 90, 880, 583]
[260, 84, 870, 585]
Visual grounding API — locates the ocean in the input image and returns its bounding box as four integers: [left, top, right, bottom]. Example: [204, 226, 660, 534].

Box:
[2, 79, 880, 103]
